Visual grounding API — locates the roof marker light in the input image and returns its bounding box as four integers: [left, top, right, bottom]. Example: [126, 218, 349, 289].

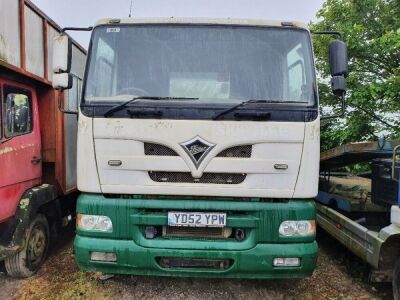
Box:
[109, 19, 121, 24]
[281, 21, 294, 27]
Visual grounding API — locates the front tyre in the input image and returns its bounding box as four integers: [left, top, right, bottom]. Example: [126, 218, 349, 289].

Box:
[5, 214, 50, 278]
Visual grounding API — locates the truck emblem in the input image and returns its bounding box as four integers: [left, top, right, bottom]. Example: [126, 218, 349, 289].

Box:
[180, 136, 215, 169]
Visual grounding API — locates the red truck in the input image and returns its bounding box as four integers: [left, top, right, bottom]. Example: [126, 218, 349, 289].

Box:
[0, 0, 85, 277]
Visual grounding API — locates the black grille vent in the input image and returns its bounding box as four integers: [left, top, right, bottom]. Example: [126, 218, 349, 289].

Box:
[145, 143, 252, 158]
[144, 143, 178, 156]
[157, 257, 232, 270]
[216, 145, 252, 158]
[149, 172, 246, 184]
[163, 226, 232, 239]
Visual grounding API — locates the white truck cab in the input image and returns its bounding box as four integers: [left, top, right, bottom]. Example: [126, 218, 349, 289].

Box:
[53, 18, 348, 279]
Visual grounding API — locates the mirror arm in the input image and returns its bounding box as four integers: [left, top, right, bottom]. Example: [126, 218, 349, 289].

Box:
[61, 26, 93, 33]
[311, 31, 343, 40]
[321, 92, 346, 120]
[57, 92, 78, 115]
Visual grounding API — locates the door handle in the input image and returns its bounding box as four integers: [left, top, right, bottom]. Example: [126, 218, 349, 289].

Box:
[31, 156, 42, 165]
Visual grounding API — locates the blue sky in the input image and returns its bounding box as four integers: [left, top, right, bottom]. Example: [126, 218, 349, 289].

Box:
[30, 0, 325, 48]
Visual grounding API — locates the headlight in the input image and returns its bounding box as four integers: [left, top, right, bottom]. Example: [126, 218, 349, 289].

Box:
[77, 214, 113, 232]
[279, 220, 315, 237]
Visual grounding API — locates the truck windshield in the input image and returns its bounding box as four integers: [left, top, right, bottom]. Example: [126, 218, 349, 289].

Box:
[84, 25, 315, 106]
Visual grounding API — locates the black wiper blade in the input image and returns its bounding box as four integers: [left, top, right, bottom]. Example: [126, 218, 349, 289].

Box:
[213, 99, 275, 120]
[103, 96, 199, 117]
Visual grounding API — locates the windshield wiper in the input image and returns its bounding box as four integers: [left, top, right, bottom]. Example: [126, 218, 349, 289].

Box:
[212, 100, 275, 120]
[103, 96, 199, 117]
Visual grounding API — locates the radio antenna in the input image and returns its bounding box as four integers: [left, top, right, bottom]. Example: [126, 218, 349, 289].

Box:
[129, 0, 133, 18]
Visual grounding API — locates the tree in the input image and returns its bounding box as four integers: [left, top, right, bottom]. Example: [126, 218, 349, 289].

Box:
[310, 0, 400, 151]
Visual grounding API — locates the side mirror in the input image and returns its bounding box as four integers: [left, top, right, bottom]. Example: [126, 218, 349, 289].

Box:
[53, 73, 73, 90]
[53, 34, 72, 74]
[58, 75, 81, 115]
[52, 34, 72, 91]
[329, 40, 348, 77]
[330, 75, 346, 97]
[329, 40, 348, 96]
[312, 31, 349, 120]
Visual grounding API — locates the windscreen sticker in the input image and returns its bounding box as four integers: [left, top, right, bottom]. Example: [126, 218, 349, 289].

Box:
[107, 27, 120, 33]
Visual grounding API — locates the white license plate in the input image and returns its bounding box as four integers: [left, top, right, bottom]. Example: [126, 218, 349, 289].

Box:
[168, 212, 226, 227]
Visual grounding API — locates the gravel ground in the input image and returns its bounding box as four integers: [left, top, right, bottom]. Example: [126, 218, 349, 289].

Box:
[0, 230, 394, 300]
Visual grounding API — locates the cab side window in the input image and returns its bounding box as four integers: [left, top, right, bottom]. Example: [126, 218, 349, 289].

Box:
[287, 44, 307, 101]
[93, 37, 115, 97]
[3, 86, 32, 138]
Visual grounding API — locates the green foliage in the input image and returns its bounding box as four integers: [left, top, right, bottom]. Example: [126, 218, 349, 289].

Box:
[311, 0, 400, 152]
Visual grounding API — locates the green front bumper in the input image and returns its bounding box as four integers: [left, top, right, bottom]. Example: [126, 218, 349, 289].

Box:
[75, 193, 318, 279]
[75, 236, 317, 279]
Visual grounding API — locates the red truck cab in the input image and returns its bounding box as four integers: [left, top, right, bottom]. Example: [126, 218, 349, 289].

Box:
[0, 0, 86, 277]
[0, 80, 42, 225]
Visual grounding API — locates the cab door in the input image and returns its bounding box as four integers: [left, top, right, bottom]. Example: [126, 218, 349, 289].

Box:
[0, 81, 41, 222]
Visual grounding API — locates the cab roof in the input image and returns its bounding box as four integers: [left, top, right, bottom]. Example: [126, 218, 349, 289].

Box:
[95, 17, 309, 31]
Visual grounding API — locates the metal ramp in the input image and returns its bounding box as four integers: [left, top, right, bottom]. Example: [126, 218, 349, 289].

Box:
[320, 140, 399, 171]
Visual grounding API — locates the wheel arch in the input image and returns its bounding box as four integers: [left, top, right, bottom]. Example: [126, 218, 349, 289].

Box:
[0, 184, 59, 259]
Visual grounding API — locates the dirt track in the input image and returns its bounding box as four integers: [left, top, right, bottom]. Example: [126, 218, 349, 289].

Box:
[0, 230, 394, 300]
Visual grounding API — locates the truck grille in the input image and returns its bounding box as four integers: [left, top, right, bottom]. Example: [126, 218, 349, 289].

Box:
[148, 172, 246, 184]
[144, 143, 178, 156]
[163, 226, 232, 239]
[216, 145, 252, 158]
[157, 257, 232, 270]
[144, 143, 252, 158]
